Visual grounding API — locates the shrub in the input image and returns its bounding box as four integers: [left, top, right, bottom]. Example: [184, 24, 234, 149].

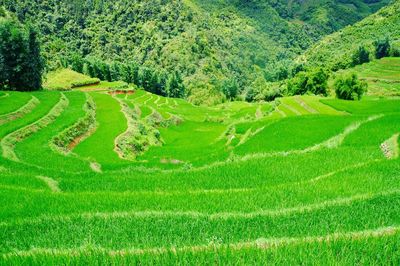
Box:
[352, 46, 370, 66]
[374, 38, 391, 59]
[71, 78, 101, 88]
[220, 79, 239, 100]
[287, 68, 329, 96]
[255, 82, 284, 101]
[390, 42, 400, 57]
[334, 73, 367, 100]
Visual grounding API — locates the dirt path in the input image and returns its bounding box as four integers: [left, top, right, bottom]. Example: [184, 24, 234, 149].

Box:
[380, 133, 399, 159]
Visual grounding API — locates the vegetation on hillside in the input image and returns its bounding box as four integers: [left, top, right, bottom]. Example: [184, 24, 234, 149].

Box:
[0, 0, 390, 103]
[334, 73, 367, 100]
[334, 57, 400, 96]
[0, 8, 43, 91]
[0, 0, 399, 264]
[300, 0, 400, 71]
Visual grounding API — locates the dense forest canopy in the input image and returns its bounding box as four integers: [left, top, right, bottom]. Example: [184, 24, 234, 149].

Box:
[0, 8, 43, 91]
[0, 0, 393, 103]
[300, 0, 400, 71]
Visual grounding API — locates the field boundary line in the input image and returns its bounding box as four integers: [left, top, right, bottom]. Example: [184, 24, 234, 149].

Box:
[129, 93, 147, 103]
[189, 114, 384, 171]
[2, 226, 398, 258]
[3, 189, 398, 226]
[143, 95, 153, 105]
[35, 176, 61, 193]
[274, 107, 286, 118]
[1, 93, 69, 162]
[281, 103, 301, 115]
[311, 114, 384, 150]
[0, 158, 383, 196]
[0, 92, 9, 98]
[113, 96, 139, 160]
[0, 96, 40, 125]
[0, 184, 45, 193]
[154, 95, 161, 105]
[51, 93, 97, 154]
[294, 97, 318, 114]
[308, 159, 382, 183]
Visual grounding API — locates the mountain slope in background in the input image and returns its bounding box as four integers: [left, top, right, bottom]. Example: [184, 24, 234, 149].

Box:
[300, 0, 400, 70]
[1, 0, 392, 103]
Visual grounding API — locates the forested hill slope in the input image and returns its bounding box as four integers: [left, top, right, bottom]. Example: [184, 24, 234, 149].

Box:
[1, 0, 391, 103]
[299, 0, 400, 70]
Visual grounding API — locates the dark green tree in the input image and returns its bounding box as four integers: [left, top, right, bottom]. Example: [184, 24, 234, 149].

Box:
[0, 17, 43, 91]
[287, 68, 329, 96]
[374, 38, 391, 59]
[220, 78, 238, 100]
[334, 73, 367, 100]
[167, 72, 185, 98]
[352, 46, 370, 66]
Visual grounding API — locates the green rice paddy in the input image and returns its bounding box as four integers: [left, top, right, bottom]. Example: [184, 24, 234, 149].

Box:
[336, 57, 400, 96]
[1, 66, 400, 264]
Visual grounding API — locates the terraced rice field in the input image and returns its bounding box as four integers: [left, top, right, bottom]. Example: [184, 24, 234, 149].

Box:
[0, 89, 399, 264]
[336, 57, 400, 96]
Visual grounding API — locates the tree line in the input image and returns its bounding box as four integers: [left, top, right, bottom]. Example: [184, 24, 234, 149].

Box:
[0, 8, 43, 91]
[62, 55, 185, 98]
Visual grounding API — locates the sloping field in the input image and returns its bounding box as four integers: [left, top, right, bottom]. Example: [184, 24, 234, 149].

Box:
[0, 88, 399, 264]
[336, 57, 400, 96]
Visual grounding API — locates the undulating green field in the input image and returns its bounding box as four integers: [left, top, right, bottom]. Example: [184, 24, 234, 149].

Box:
[334, 57, 400, 96]
[1, 73, 400, 264]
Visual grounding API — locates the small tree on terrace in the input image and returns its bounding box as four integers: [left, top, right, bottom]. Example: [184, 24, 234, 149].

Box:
[334, 73, 367, 101]
[352, 46, 370, 66]
[374, 38, 391, 59]
[287, 68, 329, 96]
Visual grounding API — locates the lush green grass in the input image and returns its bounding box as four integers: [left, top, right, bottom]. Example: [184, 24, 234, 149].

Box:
[0, 92, 33, 115]
[78, 80, 128, 91]
[43, 69, 100, 91]
[0, 85, 399, 264]
[73, 92, 127, 166]
[14, 91, 90, 172]
[335, 57, 400, 96]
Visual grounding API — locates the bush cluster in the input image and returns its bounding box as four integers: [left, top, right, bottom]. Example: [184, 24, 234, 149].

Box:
[287, 68, 329, 96]
[63, 56, 185, 98]
[71, 78, 100, 88]
[334, 73, 367, 100]
[0, 11, 43, 91]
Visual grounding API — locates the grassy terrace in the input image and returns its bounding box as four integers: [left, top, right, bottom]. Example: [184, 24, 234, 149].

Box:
[336, 57, 400, 96]
[0, 84, 399, 264]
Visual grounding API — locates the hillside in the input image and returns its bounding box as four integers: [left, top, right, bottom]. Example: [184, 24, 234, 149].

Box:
[300, 0, 400, 70]
[1, 0, 390, 103]
[1, 1, 400, 264]
[333, 57, 400, 96]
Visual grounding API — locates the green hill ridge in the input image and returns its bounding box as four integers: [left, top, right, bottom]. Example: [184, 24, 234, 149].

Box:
[1, 0, 392, 103]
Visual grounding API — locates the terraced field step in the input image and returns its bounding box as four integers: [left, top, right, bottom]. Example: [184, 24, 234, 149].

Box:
[270, 96, 345, 118]
[4, 190, 398, 225]
[0, 96, 39, 126]
[52, 93, 97, 154]
[2, 226, 398, 259]
[1, 93, 68, 161]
